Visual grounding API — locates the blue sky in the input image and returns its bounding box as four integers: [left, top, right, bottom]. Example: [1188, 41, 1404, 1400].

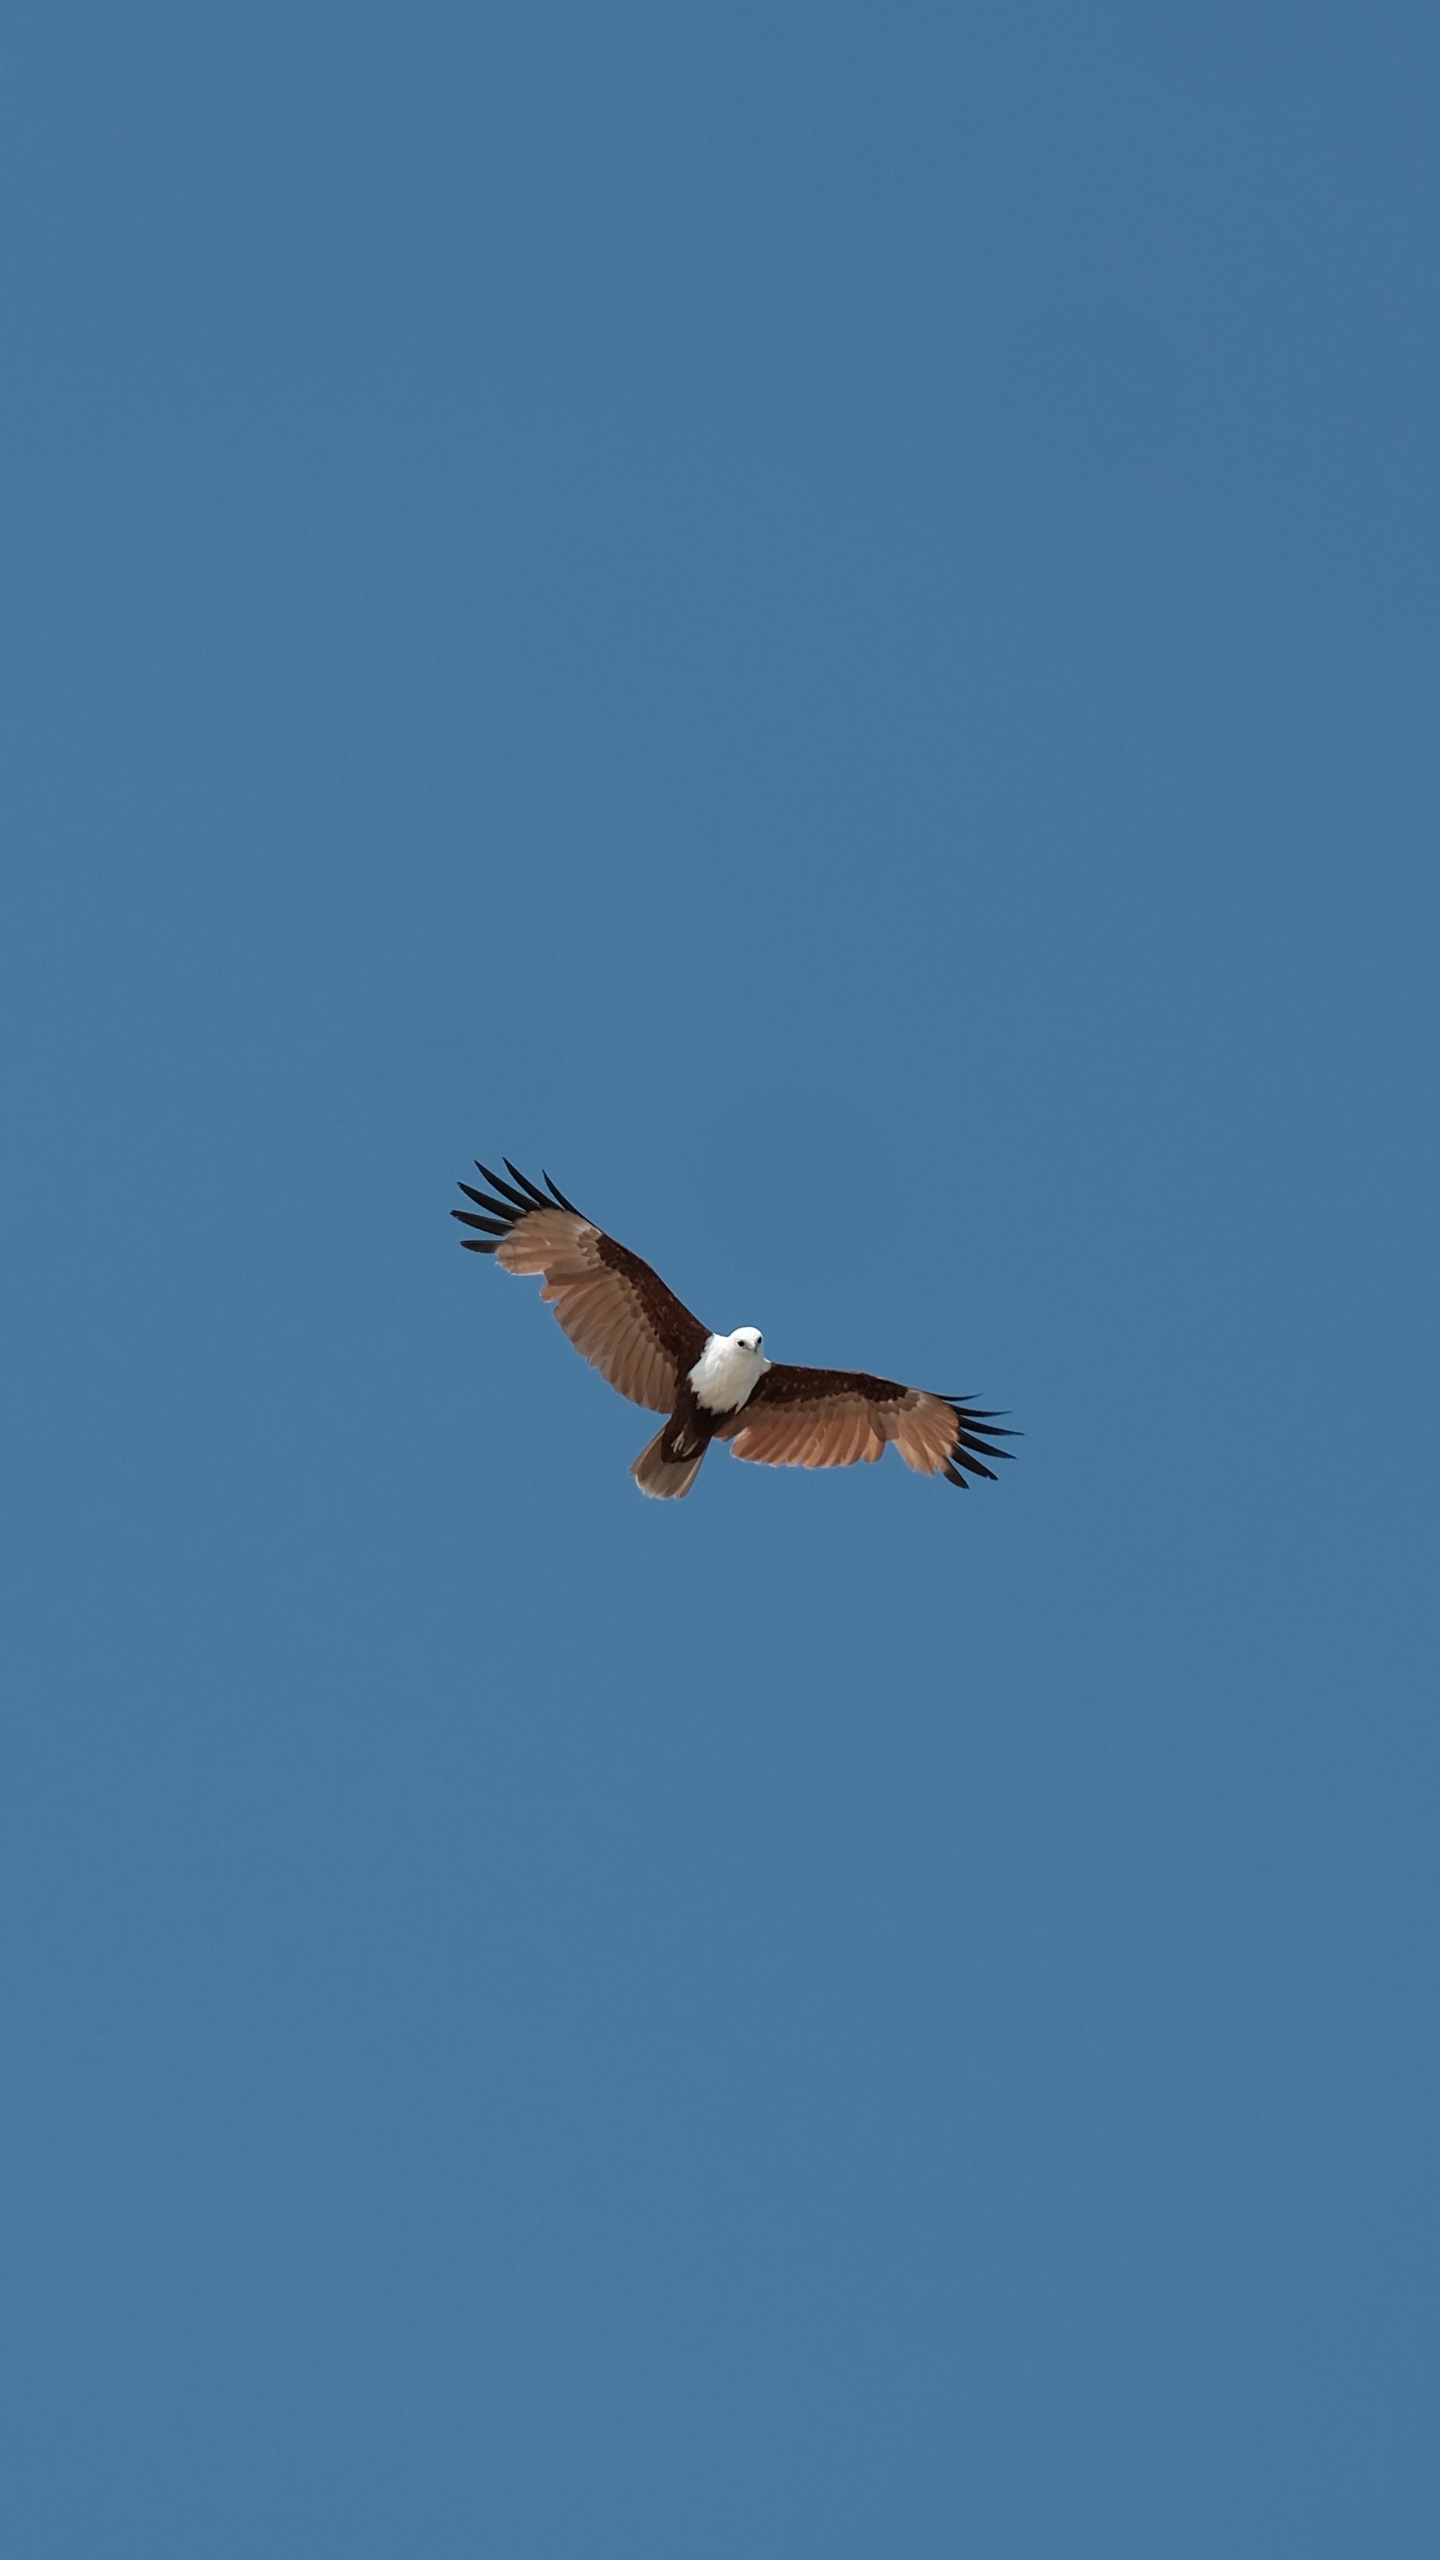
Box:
[3, 4, 1437, 2553]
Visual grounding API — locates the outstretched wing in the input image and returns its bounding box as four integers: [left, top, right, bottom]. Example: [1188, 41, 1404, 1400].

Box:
[452, 1160, 708, 1414]
[715, 1365, 1014, 1488]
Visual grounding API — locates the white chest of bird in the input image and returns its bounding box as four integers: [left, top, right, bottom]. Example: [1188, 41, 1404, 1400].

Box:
[688, 1328, 770, 1415]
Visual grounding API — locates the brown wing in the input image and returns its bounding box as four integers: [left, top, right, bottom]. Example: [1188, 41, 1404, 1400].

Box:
[715, 1364, 1014, 1487]
[452, 1160, 709, 1413]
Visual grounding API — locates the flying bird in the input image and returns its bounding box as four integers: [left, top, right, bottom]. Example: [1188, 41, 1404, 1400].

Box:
[453, 1159, 1015, 1501]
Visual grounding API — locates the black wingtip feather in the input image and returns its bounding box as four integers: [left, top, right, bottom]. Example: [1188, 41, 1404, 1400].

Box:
[459, 1180, 520, 1217]
[475, 1161, 531, 1210]
[456, 1157, 587, 1249]
[936, 1393, 1018, 1487]
[942, 1400, 1017, 1435]
[505, 1159, 552, 1207]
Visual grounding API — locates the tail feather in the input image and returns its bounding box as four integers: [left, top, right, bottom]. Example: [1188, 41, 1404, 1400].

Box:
[630, 1429, 706, 1500]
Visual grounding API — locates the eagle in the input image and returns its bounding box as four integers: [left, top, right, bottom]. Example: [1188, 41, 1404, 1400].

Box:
[453, 1159, 1015, 1501]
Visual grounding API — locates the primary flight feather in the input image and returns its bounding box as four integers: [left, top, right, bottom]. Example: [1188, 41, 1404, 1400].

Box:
[453, 1159, 1015, 1501]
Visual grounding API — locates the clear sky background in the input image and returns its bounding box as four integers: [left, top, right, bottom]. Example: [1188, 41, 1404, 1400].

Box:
[3, 4, 1437, 2553]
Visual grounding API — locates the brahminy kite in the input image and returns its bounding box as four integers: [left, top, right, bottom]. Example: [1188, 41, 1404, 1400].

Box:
[453, 1159, 1015, 1501]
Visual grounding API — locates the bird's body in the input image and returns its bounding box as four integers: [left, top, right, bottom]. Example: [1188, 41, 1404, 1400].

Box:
[453, 1160, 1013, 1501]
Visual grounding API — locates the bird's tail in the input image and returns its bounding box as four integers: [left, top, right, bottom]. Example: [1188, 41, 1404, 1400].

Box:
[630, 1429, 706, 1500]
